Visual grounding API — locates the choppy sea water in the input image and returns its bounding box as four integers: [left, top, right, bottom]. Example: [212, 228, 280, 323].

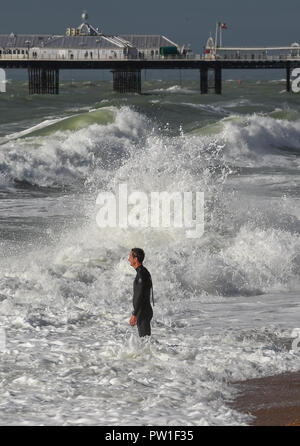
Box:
[0, 79, 300, 425]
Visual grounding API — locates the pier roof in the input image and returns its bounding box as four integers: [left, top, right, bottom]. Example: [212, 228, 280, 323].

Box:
[0, 34, 179, 50]
[0, 34, 60, 48]
[43, 35, 129, 49]
[119, 35, 179, 49]
[0, 34, 135, 49]
[0, 33, 179, 50]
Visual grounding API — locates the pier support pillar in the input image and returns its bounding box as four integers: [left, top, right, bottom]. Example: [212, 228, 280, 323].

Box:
[286, 62, 291, 92]
[214, 66, 222, 94]
[28, 66, 59, 94]
[200, 67, 208, 94]
[112, 69, 141, 93]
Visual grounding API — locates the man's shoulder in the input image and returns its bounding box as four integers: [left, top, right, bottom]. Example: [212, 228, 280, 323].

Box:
[137, 265, 151, 279]
[140, 264, 151, 275]
[138, 265, 152, 284]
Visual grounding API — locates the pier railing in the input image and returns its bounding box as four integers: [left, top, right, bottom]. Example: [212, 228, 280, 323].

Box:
[215, 54, 300, 61]
[1, 53, 300, 62]
[0, 53, 202, 61]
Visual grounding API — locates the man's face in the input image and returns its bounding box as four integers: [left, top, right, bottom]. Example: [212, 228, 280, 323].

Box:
[128, 251, 138, 268]
[128, 251, 136, 268]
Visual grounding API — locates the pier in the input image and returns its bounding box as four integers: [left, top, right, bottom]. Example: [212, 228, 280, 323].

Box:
[1, 57, 299, 95]
[1, 14, 300, 95]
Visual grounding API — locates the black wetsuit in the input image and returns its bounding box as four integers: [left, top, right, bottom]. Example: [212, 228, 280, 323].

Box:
[132, 265, 153, 337]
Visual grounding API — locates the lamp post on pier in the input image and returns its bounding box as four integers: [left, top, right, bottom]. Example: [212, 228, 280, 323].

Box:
[25, 40, 31, 59]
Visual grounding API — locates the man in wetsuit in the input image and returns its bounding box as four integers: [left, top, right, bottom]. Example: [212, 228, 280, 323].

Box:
[128, 248, 153, 337]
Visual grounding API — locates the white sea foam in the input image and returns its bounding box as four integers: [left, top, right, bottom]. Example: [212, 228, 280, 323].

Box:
[152, 84, 196, 94]
[181, 102, 232, 115]
[220, 114, 300, 166]
[0, 107, 152, 187]
[1, 106, 299, 190]
[4, 117, 69, 140]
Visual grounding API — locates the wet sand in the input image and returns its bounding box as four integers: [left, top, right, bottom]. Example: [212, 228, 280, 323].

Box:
[229, 372, 300, 426]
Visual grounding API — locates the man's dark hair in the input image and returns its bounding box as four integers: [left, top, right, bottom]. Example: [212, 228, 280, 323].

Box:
[131, 248, 145, 264]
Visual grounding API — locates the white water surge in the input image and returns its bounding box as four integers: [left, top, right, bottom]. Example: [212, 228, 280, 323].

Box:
[0, 102, 300, 425]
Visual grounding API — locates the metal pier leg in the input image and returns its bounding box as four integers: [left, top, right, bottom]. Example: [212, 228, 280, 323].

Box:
[28, 66, 59, 94]
[214, 66, 222, 94]
[200, 67, 208, 94]
[28, 67, 32, 95]
[286, 63, 291, 92]
[41, 68, 47, 94]
[112, 70, 141, 93]
[55, 69, 59, 94]
[28, 66, 38, 94]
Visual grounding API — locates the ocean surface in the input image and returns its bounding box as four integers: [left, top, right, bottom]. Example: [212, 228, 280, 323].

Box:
[0, 78, 299, 425]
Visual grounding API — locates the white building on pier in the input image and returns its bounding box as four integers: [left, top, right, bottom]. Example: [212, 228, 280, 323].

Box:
[0, 12, 181, 61]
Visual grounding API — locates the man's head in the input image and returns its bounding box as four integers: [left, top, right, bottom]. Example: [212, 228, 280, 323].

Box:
[128, 248, 145, 269]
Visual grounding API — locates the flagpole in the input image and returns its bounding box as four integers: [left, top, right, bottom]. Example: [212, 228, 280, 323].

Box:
[215, 21, 219, 53]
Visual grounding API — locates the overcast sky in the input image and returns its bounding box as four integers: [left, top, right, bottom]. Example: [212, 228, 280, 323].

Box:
[1, 0, 300, 52]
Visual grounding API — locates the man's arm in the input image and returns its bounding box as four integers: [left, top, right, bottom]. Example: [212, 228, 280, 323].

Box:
[132, 276, 145, 319]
